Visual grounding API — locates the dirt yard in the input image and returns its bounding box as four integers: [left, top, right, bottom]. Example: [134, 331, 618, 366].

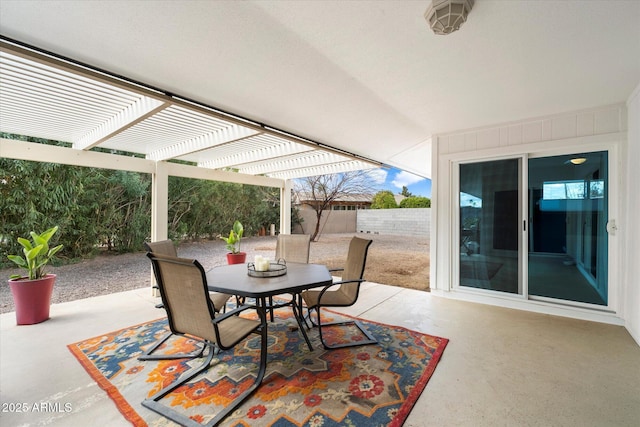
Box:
[0, 233, 429, 314]
[305, 233, 430, 291]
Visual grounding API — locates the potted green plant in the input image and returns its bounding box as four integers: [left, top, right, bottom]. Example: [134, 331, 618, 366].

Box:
[220, 220, 246, 264]
[7, 226, 64, 325]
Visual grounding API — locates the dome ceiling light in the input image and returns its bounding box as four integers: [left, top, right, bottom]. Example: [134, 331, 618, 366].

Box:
[424, 0, 474, 35]
[569, 157, 588, 165]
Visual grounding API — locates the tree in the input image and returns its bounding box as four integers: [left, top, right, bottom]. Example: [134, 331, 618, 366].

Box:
[399, 196, 431, 208]
[100, 170, 151, 252]
[371, 191, 398, 209]
[401, 186, 413, 197]
[294, 171, 378, 241]
[0, 134, 289, 264]
[0, 158, 90, 264]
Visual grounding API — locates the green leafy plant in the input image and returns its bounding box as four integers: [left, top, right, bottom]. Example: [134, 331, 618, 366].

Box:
[220, 220, 244, 254]
[7, 226, 64, 280]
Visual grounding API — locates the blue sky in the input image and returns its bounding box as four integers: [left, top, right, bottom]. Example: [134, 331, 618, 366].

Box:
[368, 167, 432, 197]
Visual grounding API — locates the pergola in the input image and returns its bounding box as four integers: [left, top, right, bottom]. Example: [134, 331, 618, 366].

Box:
[1, 1, 639, 344]
[0, 39, 381, 239]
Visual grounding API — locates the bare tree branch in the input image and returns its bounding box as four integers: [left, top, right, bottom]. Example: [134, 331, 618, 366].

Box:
[293, 170, 380, 240]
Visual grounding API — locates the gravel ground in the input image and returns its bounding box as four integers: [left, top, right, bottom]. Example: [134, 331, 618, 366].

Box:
[1, 233, 429, 314]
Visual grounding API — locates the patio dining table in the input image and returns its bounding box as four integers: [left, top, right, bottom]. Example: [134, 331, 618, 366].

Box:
[206, 262, 333, 351]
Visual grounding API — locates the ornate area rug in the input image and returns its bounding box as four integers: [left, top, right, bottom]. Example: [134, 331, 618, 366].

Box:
[68, 310, 448, 426]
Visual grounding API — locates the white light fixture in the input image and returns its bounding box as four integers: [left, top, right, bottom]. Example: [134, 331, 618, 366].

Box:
[570, 157, 587, 165]
[424, 0, 474, 35]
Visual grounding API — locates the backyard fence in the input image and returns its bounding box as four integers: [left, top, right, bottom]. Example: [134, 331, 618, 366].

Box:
[294, 208, 431, 237]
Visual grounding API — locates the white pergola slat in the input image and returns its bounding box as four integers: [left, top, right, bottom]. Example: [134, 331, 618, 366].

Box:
[0, 40, 380, 181]
[74, 98, 170, 150]
[197, 146, 312, 170]
[266, 160, 376, 180]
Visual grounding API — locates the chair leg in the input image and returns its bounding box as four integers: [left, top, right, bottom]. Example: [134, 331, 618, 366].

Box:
[142, 328, 268, 427]
[302, 304, 321, 330]
[138, 331, 206, 361]
[316, 308, 378, 350]
[300, 296, 317, 330]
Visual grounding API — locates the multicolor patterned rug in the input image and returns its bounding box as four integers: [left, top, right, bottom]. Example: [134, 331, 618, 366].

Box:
[68, 309, 448, 426]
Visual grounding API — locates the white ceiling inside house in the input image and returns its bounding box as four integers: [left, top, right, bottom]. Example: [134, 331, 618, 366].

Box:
[0, 1, 639, 179]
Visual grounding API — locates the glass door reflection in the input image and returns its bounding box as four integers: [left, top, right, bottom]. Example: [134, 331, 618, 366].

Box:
[459, 159, 521, 294]
[528, 151, 608, 306]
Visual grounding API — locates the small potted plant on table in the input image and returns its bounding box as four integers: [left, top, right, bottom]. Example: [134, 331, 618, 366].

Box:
[7, 226, 64, 325]
[221, 220, 246, 264]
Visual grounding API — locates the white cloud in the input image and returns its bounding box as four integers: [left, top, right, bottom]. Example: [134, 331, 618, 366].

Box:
[391, 171, 424, 189]
[366, 168, 388, 185]
[460, 192, 482, 207]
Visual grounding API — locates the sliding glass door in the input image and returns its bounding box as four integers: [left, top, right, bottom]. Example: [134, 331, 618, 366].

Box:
[459, 158, 521, 294]
[528, 151, 608, 306]
[457, 150, 609, 308]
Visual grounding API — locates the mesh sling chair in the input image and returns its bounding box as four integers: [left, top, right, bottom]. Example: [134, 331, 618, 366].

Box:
[266, 234, 312, 322]
[275, 234, 311, 264]
[301, 236, 377, 350]
[139, 240, 232, 361]
[143, 253, 267, 427]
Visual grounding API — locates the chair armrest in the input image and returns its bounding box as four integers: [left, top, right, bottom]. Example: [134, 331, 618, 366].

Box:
[330, 278, 365, 286]
[328, 267, 344, 273]
[213, 304, 255, 323]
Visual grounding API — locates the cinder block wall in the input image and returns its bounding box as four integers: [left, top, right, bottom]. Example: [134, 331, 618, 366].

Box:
[357, 208, 431, 236]
[293, 208, 431, 236]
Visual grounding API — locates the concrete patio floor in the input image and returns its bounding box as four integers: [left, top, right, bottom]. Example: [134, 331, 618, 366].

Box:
[1, 282, 639, 426]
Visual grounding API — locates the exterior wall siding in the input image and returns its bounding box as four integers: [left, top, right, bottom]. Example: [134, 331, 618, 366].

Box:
[437, 104, 626, 154]
[432, 102, 629, 327]
[624, 85, 640, 345]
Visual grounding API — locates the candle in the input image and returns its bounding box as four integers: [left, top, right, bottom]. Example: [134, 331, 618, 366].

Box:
[254, 255, 265, 271]
[254, 256, 270, 272]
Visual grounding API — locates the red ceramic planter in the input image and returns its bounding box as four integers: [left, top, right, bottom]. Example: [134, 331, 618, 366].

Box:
[226, 252, 247, 265]
[8, 274, 56, 325]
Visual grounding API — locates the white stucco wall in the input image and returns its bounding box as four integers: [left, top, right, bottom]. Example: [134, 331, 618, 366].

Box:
[432, 103, 631, 328]
[624, 84, 640, 345]
[294, 210, 357, 234]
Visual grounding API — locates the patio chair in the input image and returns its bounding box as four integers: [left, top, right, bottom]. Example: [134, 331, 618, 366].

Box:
[275, 233, 311, 264]
[143, 253, 267, 427]
[139, 240, 232, 361]
[301, 236, 377, 350]
[267, 234, 311, 323]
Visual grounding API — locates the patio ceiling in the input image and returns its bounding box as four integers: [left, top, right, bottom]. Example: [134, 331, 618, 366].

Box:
[0, 1, 638, 181]
[0, 41, 379, 181]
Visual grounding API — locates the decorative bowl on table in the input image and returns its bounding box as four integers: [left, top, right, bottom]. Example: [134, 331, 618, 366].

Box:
[247, 258, 287, 277]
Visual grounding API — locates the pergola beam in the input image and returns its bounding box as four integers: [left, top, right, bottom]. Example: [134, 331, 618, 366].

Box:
[74, 98, 170, 150]
[165, 161, 283, 188]
[0, 138, 284, 189]
[0, 138, 155, 173]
